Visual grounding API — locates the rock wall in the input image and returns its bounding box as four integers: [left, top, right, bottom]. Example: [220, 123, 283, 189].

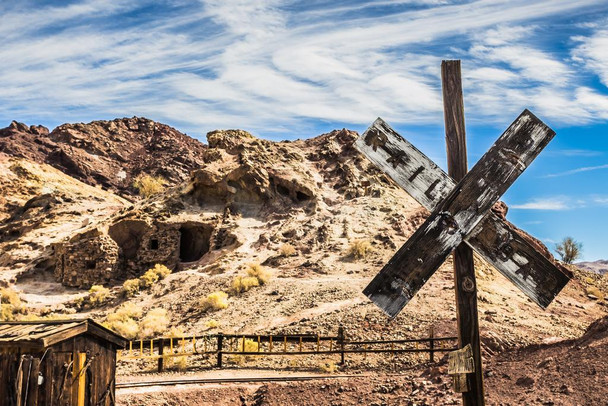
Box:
[53, 231, 120, 287]
[53, 218, 218, 287]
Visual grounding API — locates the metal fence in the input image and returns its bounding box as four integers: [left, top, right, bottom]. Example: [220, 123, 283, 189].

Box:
[117, 326, 457, 372]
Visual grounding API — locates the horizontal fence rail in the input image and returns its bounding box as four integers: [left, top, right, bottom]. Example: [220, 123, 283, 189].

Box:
[117, 326, 457, 372]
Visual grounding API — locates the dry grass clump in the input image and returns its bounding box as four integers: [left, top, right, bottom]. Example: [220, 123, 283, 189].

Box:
[318, 360, 339, 373]
[122, 279, 141, 297]
[103, 303, 143, 339]
[139, 264, 172, 289]
[150, 264, 172, 279]
[347, 239, 373, 259]
[200, 291, 229, 311]
[133, 174, 166, 198]
[86, 285, 111, 308]
[246, 263, 271, 285]
[0, 287, 25, 320]
[232, 276, 260, 295]
[138, 308, 169, 338]
[139, 269, 159, 288]
[205, 319, 219, 329]
[229, 338, 259, 365]
[586, 286, 605, 301]
[279, 243, 296, 257]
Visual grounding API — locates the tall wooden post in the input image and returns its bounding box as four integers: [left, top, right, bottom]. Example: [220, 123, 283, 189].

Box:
[157, 339, 164, 373]
[441, 60, 485, 405]
[217, 333, 224, 368]
[337, 326, 345, 365]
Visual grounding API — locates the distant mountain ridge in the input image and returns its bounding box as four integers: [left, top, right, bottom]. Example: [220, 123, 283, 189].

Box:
[576, 260, 608, 275]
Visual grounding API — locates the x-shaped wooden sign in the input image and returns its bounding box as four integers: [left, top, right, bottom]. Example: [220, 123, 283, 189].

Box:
[355, 110, 571, 318]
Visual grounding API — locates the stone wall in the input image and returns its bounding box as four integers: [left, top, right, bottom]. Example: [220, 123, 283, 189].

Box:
[53, 218, 217, 287]
[53, 231, 119, 288]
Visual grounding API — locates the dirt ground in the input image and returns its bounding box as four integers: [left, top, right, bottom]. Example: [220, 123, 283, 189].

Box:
[117, 316, 608, 405]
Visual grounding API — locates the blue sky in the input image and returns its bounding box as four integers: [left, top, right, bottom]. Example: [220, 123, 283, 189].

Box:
[1, 0, 607, 260]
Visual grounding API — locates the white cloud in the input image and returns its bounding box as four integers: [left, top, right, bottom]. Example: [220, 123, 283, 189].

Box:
[0, 0, 606, 136]
[511, 197, 573, 210]
[572, 29, 608, 87]
[545, 163, 608, 178]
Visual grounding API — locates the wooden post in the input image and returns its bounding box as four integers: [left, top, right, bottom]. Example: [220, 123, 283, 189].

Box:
[158, 339, 164, 373]
[72, 352, 86, 406]
[429, 325, 434, 363]
[338, 326, 345, 365]
[441, 59, 485, 406]
[217, 334, 223, 368]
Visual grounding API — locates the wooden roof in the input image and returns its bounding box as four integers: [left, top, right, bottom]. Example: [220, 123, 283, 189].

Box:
[0, 319, 127, 349]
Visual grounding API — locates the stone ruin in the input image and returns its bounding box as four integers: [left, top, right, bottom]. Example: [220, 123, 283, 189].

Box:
[53, 217, 223, 288]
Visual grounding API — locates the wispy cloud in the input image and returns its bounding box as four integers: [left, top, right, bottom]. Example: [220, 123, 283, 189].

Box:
[546, 149, 603, 157]
[544, 163, 608, 178]
[0, 0, 606, 136]
[510, 194, 608, 210]
[511, 197, 573, 210]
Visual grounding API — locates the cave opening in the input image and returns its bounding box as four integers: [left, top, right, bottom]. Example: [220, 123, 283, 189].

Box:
[108, 220, 149, 260]
[296, 191, 311, 201]
[179, 223, 213, 262]
[276, 184, 290, 197]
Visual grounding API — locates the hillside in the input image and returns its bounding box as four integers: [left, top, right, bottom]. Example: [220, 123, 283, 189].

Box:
[0, 117, 606, 404]
[0, 117, 207, 197]
[576, 259, 608, 275]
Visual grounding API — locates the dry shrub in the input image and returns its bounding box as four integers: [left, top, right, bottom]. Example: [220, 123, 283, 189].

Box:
[0, 288, 21, 307]
[246, 263, 271, 285]
[229, 338, 259, 365]
[200, 291, 229, 311]
[205, 319, 219, 329]
[0, 288, 25, 320]
[139, 269, 159, 288]
[164, 355, 188, 371]
[138, 308, 169, 338]
[133, 174, 166, 198]
[105, 317, 139, 340]
[150, 264, 172, 279]
[586, 287, 605, 301]
[0, 304, 15, 321]
[279, 243, 296, 257]
[104, 302, 143, 339]
[122, 279, 141, 297]
[232, 276, 259, 295]
[87, 285, 111, 307]
[138, 264, 172, 290]
[347, 239, 373, 259]
[318, 360, 339, 373]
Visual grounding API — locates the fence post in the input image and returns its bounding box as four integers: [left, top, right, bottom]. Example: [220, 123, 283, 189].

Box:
[429, 326, 435, 363]
[157, 339, 164, 373]
[217, 334, 223, 368]
[338, 326, 345, 365]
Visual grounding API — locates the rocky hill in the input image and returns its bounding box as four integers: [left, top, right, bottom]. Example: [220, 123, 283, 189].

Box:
[0, 117, 606, 404]
[576, 259, 608, 275]
[0, 117, 207, 197]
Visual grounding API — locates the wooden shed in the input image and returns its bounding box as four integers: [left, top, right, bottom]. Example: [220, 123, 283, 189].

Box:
[0, 319, 127, 406]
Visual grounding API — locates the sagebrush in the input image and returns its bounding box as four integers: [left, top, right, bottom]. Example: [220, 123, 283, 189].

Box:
[133, 174, 166, 198]
[347, 239, 373, 259]
[246, 263, 271, 285]
[200, 291, 229, 311]
[232, 275, 259, 295]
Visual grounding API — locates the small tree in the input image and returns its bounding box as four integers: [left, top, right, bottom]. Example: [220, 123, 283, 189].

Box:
[555, 237, 582, 264]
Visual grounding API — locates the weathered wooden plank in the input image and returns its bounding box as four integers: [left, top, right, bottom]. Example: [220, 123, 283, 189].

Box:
[363, 109, 556, 317]
[467, 219, 570, 308]
[356, 118, 569, 308]
[442, 59, 484, 405]
[356, 118, 453, 210]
